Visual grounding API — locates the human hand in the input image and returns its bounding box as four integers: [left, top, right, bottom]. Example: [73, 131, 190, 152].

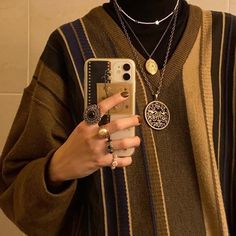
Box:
[48, 92, 141, 183]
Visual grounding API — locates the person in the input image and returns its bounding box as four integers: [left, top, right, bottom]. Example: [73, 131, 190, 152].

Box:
[0, 0, 235, 235]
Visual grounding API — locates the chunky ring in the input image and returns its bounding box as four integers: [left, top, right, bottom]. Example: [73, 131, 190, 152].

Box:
[111, 153, 118, 170]
[98, 127, 110, 139]
[83, 104, 101, 125]
[107, 138, 114, 154]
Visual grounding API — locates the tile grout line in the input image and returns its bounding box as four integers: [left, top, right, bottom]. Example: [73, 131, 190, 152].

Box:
[0, 93, 22, 96]
[27, 0, 30, 86]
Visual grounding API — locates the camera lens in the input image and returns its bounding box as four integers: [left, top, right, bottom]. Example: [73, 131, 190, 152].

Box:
[123, 73, 131, 80]
[123, 63, 131, 71]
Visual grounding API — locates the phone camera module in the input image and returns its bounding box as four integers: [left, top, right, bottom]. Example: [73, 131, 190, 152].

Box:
[123, 63, 131, 71]
[123, 73, 131, 80]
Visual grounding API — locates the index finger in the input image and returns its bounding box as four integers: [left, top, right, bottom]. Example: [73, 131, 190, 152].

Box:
[98, 91, 129, 116]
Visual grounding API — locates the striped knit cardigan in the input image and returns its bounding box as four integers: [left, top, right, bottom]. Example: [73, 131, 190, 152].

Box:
[0, 4, 235, 236]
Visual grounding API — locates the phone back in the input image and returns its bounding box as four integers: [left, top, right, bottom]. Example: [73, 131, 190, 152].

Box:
[84, 58, 136, 156]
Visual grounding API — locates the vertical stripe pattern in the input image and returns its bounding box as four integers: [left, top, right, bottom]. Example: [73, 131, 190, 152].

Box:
[200, 11, 228, 235]
[135, 71, 170, 236]
[58, 6, 236, 235]
[59, 22, 112, 235]
[211, 12, 236, 234]
[59, 19, 134, 235]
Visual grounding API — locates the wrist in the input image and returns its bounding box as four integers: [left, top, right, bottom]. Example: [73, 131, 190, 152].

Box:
[48, 151, 64, 183]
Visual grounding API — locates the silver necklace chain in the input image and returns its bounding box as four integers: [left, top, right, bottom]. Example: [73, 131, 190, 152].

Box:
[119, 10, 175, 59]
[113, 1, 179, 99]
[113, 0, 180, 26]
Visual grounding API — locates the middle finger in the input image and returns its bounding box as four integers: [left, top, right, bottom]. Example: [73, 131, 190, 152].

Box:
[104, 115, 142, 134]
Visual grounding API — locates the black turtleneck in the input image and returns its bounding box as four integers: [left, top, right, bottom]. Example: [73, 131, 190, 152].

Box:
[103, 0, 189, 69]
[111, 0, 179, 22]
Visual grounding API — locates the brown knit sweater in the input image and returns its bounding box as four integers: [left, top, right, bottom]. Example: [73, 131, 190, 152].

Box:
[0, 4, 235, 236]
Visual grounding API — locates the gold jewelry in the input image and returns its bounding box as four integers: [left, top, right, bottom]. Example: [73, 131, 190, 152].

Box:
[98, 127, 110, 139]
[111, 153, 118, 170]
[117, 9, 176, 76]
[113, 2, 179, 130]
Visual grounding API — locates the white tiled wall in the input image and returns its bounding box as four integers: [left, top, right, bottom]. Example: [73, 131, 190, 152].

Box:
[0, 0, 235, 235]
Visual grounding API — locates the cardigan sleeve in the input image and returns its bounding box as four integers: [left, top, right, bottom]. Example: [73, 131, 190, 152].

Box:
[0, 30, 80, 235]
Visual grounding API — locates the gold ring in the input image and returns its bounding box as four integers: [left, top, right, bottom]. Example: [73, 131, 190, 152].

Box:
[98, 127, 110, 139]
[111, 153, 118, 170]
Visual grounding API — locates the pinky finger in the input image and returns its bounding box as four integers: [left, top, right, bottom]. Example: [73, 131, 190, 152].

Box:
[113, 156, 132, 169]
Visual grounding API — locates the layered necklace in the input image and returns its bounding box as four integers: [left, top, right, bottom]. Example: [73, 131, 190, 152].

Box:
[114, 0, 180, 76]
[113, 0, 179, 130]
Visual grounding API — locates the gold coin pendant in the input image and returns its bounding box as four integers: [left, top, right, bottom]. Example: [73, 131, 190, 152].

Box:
[145, 58, 158, 75]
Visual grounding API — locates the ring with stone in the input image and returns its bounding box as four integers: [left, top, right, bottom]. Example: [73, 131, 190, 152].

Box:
[83, 104, 101, 125]
[107, 138, 114, 154]
[111, 153, 118, 170]
[98, 127, 110, 139]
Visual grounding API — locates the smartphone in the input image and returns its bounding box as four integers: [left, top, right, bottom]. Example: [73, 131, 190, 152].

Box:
[84, 58, 136, 156]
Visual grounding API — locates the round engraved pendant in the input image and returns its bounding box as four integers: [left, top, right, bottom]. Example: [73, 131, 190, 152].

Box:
[145, 58, 158, 75]
[144, 100, 170, 130]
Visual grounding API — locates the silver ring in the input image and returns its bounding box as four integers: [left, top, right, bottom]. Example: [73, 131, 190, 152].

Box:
[111, 153, 118, 170]
[83, 104, 101, 125]
[98, 127, 110, 139]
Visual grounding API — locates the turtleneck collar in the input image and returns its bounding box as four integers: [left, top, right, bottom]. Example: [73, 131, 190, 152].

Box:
[114, 0, 180, 22]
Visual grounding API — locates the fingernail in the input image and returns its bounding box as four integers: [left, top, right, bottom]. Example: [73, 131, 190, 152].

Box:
[137, 116, 143, 124]
[121, 91, 129, 98]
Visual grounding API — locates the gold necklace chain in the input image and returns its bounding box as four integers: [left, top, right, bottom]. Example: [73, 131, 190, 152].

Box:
[113, 1, 179, 99]
[113, 2, 179, 130]
[119, 11, 175, 60]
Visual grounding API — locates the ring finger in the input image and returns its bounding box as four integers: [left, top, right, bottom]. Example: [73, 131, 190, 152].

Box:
[98, 154, 132, 168]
